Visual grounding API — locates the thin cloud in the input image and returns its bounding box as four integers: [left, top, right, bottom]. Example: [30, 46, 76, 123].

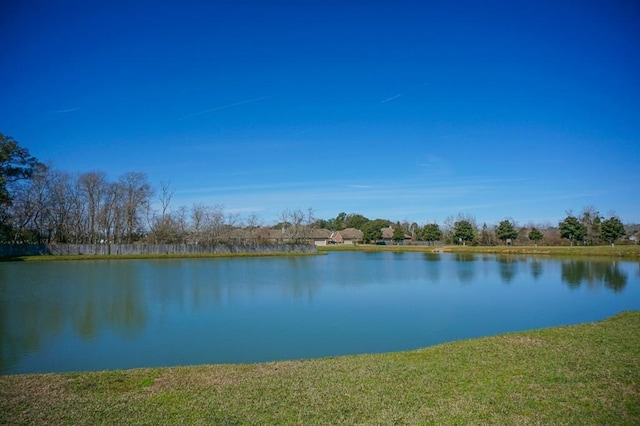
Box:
[225, 206, 266, 215]
[51, 107, 80, 113]
[416, 155, 453, 177]
[427, 131, 477, 141]
[416, 155, 448, 168]
[380, 82, 430, 104]
[380, 93, 403, 104]
[293, 126, 319, 137]
[180, 96, 269, 119]
[178, 180, 318, 195]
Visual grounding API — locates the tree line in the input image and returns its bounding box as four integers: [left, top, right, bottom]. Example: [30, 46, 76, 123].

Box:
[313, 210, 632, 247]
[0, 134, 323, 245]
[0, 134, 635, 246]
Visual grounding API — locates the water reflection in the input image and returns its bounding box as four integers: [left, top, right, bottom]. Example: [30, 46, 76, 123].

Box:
[423, 253, 441, 261]
[454, 254, 476, 283]
[560, 260, 627, 292]
[0, 295, 66, 374]
[1, 254, 638, 374]
[496, 256, 518, 283]
[0, 261, 149, 373]
[530, 259, 543, 281]
[422, 254, 441, 282]
[454, 253, 477, 262]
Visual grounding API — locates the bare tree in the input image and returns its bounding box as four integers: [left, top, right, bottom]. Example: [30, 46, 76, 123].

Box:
[580, 205, 602, 245]
[158, 181, 173, 221]
[148, 181, 178, 243]
[190, 203, 209, 244]
[174, 205, 189, 243]
[98, 182, 122, 247]
[205, 204, 226, 243]
[7, 164, 51, 242]
[279, 207, 314, 243]
[77, 171, 107, 244]
[119, 172, 153, 243]
[244, 213, 263, 243]
[47, 171, 77, 243]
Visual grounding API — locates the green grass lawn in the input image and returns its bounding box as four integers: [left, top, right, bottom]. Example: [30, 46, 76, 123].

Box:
[4, 244, 638, 262]
[2, 312, 639, 425]
[320, 243, 640, 258]
[2, 251, 325, 262]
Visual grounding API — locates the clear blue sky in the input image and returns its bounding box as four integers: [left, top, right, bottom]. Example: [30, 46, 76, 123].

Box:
[2, 1, 639, 226]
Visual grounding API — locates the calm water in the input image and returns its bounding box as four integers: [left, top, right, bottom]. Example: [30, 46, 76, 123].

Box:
[1, 252, 639, 374]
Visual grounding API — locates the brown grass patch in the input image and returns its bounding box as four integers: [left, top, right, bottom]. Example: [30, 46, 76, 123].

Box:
[1, 374, 69, 404]
[146, 360, 310, 394]
[500, 335, 546, 347]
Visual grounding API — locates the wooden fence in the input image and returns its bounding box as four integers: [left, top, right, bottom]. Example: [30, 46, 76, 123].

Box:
[0, 243, 317, 257]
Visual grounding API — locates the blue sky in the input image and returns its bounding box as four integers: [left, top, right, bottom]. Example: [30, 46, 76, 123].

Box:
[2, 1, 639, 226]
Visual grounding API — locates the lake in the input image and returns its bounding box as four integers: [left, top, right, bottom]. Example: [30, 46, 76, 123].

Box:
[1, 252, 639, 374]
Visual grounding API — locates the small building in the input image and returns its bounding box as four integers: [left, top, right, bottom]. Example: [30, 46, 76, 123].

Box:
[309, 229, 332, 246]
[381, 226, 412, 245]
[330, 228, 363, 245]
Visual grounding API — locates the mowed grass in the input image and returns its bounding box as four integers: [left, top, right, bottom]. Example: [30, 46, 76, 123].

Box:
[3, 244, 637, 262]
[320, 243, 640, 258]
[2, 251, 325, 262]
[2, 312, 639, 425]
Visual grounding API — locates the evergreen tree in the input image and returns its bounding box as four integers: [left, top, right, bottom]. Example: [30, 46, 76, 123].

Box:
[559, 215, 587, 246]
[0, 133, 41, 205]
[453, 220, 475, 246]
[420, 223, 442, 246]
[392, 227, 405, 244]
[528, 227, 543, 246]
[600, 217, 625, 247]
[361, 221, 382, 243]
[0, 134, 43, 240]
[495, 220, 518, 245]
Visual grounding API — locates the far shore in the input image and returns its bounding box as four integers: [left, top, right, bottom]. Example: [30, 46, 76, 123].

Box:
[320, 243, 640, 258]
[0, 251, 325, 262]
[2, 243, 639, 261]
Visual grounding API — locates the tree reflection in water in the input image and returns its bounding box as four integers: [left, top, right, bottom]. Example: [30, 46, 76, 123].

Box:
[454, 254, 476, 283]
[560, 260, 627, 292]
[530, 259, 543, 281]
[0, 262, 148, 373]
[1, 254, 637, 374]
[496, 255, 518, 284]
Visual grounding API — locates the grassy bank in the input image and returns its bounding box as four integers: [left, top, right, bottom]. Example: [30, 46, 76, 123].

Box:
[1, 251, 324, 262]
[2, 312, 639, 424]
[4, 244, 637, 261]
[320, 243, 640, 258]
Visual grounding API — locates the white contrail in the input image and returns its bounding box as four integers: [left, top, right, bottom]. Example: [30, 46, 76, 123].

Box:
[180, 96, 268, 119]
[52, 107, 80, 113]
[381, 93, 403, 103]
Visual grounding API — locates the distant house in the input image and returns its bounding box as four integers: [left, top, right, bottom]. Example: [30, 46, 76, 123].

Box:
[330, 228, 363, 245]
[309, 228, 332, 246]
[381, 226, 394, 243]
[250, 227, 333, 245]
[178, 226, 330, 245]
[381, 226, 412, 245]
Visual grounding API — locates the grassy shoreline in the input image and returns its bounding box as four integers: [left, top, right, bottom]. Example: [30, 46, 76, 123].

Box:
[0, 251, 325, 262]
[2, 244, 638, 262]
[2, 312, 639, 424]
[320, 243, 640, 258]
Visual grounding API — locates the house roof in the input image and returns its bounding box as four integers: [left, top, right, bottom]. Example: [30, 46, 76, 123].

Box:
[382, 226, 411, 240]
[382, 227, 394, 239]
[339, 228, 363, 240]
[309, 228, 332, 239]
